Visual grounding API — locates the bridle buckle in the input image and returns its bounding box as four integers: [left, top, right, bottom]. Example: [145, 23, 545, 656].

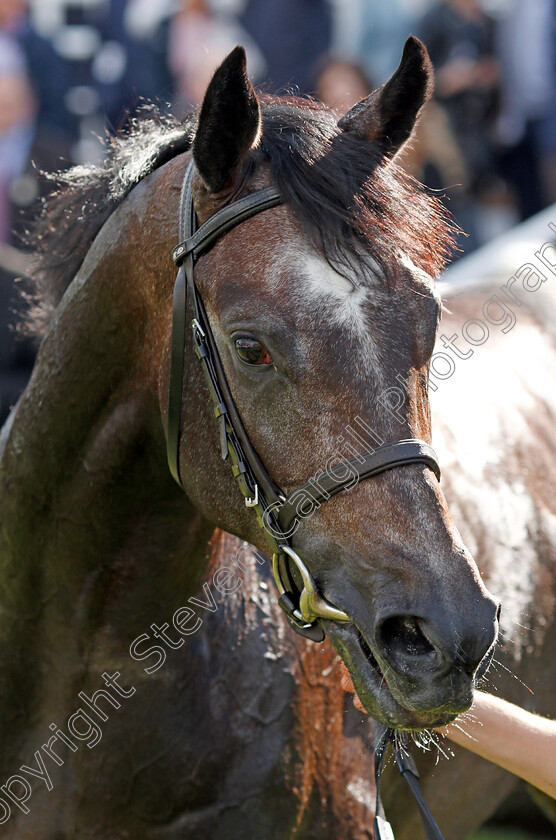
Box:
[245, 484, 259, 508]
[191, 317, 206, 339]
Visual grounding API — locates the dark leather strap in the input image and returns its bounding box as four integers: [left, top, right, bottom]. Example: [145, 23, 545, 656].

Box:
[373, 722, 447, 840]
[278, 440, 441, 534]
[167, 263, 188, 486]
[167, 162, 195, 486]
[167, 161, 283, 495]
[172, 186, 283, 266]
[189, 270, 285, 511]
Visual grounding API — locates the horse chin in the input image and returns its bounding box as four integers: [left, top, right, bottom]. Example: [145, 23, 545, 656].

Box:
[324, 621, 469, 730]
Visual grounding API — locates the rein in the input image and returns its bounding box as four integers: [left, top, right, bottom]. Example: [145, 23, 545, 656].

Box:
[374, 724, 446, 840]
[167, 160, 448, 839]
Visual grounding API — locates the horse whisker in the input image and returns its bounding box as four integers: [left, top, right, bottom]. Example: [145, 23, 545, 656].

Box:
[491, 658, 534, 694]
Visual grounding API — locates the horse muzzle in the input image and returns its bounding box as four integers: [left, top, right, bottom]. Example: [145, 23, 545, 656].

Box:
[273, 546, 500, 728]
[331, 590, 499, 728]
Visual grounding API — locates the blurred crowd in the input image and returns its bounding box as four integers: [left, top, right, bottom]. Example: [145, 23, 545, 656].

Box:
[0, 0, 555, 420]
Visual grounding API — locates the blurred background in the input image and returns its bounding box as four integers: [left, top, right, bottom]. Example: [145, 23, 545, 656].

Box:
[0, 1, 554, 836]
[1, 0, 555, 426]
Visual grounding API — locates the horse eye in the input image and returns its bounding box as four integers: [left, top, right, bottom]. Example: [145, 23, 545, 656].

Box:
[235, 337, 272, 366]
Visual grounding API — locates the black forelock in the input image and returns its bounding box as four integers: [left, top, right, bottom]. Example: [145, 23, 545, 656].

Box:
[23, 98, 454, 336]
[257, 95, 454, 286]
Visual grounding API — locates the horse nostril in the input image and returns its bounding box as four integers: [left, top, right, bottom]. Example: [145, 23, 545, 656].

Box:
[377, 614, 436, 669]
[375, 600, 499, 680]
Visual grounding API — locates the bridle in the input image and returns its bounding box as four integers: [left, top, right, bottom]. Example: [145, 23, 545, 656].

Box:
[167, 160, 442, 643]
[167, 159, 447, 840]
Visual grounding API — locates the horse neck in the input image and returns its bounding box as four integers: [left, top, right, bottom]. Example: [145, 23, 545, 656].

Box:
[0, 168, 215, 727]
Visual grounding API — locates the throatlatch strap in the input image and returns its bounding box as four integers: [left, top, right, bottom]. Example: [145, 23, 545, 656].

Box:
[167, 164, 196, 486]
[167, 263, 187, 486]
[373, 723, 447, 840]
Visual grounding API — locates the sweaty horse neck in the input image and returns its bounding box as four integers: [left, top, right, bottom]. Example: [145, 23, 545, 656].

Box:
[0, 189, 215, 769]
[0, 179, 210, 572]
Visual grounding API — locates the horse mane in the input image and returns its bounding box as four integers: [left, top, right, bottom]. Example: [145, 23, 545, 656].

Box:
[23, 110, 194, 335]
[24, 97, 454, 337]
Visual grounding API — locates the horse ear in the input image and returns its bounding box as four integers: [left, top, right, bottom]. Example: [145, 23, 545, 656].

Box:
[193, 46, 262, 194]
[338, 36, 433, 156]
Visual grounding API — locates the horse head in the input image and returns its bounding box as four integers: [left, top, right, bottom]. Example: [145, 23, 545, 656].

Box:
[164, 40, 499, 729]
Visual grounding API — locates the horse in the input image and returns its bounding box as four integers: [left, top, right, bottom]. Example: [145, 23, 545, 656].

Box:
[0, 37, 553, 839]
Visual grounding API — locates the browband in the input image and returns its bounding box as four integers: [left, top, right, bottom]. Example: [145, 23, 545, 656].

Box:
[172, 186, 283, 266]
